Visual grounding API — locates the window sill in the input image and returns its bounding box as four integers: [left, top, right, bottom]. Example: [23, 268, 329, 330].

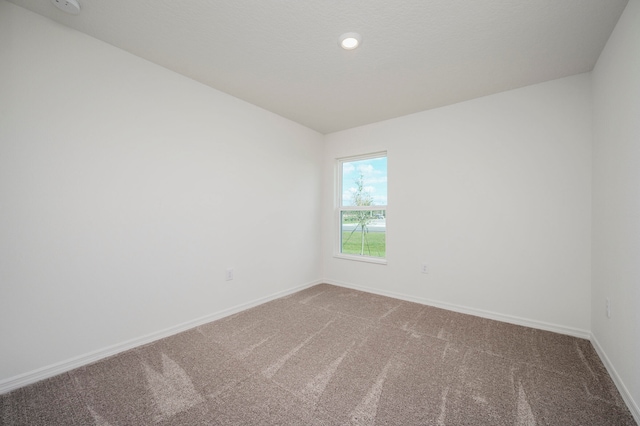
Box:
[333, 253, 388, 265]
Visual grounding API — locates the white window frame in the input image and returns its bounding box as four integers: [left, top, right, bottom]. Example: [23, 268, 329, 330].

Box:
[334, 152, 387, 265]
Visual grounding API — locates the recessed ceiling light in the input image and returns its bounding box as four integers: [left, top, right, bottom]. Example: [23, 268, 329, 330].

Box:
[339, 32, 362, 50]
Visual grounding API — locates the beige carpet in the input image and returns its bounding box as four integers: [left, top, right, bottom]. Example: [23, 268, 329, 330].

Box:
[1, 284, 636, 425]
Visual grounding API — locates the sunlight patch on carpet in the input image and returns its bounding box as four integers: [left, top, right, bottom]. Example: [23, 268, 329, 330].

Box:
[143, 353, 204, 422]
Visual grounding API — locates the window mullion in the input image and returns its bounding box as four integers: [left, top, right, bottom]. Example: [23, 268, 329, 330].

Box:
[339, 206, 387, 211]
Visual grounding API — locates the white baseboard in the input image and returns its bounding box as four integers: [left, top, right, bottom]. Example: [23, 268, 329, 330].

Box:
[324, 279, 591, 339]
[590, 334, 640, 424]
[7, 277, 637, 425]
[0, 279, 322, 395]
[325, 280, 640, 421]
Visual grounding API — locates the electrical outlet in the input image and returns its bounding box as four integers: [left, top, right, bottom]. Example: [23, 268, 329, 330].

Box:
[226, 268, 234, 281]
[606, 298, 611, 318]
[421, 263, 428, 274]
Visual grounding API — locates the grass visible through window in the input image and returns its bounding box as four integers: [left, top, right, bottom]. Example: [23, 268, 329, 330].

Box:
[341, 231, 386, 258]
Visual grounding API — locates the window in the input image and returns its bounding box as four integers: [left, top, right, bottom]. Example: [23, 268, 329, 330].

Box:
[336, 153, 387, 263]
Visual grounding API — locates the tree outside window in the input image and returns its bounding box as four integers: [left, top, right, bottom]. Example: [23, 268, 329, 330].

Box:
[338, 154, 387, 260]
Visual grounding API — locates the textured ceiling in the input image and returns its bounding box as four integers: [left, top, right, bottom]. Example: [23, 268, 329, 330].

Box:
[7, 0, 629, 134]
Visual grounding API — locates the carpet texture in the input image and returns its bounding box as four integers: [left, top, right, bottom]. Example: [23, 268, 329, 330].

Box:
[1, 284, 636, 425]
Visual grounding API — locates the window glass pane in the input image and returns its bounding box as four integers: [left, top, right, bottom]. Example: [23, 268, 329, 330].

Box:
[341, 210, 386, 258]
[342, 156, 387, 207]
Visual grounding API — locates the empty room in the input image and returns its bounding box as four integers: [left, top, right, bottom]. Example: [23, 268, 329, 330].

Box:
[1, 0, 639, 424]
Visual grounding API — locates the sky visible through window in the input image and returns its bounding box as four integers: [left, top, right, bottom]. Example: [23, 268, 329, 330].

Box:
[342, 156, 387, 207]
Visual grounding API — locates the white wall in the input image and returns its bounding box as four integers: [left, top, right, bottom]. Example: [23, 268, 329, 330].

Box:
[592, 0, 640, 418]
[2, 2, 637, 417]
[0, 1, 323, 385]
[323, 74, 593, 335]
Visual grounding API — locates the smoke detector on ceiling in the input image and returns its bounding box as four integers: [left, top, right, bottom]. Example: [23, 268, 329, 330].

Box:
[51, 0, 81, 15]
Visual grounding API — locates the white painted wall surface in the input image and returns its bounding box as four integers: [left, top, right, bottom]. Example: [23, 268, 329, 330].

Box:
[591, 0, 640, 418]
[3, 2, 637, 417]
[323, 75, 593, 335]
[0, 2, 323, 384]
